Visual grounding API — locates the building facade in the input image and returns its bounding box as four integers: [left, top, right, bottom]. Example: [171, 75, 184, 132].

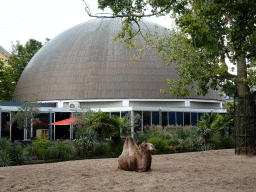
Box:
[0, 18, 226, 141]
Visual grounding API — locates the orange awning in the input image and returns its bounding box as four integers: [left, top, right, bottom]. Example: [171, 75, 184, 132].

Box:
[49, 117, 77, 126]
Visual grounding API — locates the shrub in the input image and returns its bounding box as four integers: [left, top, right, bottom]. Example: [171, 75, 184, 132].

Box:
[209, 133, 222, 149]
[33, 136, 52, 149]
[148, 137, 168, 152]
[25, 144, 40, 157]
[0, 137, 12, 152]
[55, 141, 75, 161]
[73, 130, 99, 158]
[0, 150, 13, 167]
[93, 141, 111, 156]
[109, 139, 125, 155]
[10, 144, 27, 165]
[221, 136, 234, 149]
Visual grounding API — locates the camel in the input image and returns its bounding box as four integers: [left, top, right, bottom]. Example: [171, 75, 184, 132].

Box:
[117, 136, 154, 172]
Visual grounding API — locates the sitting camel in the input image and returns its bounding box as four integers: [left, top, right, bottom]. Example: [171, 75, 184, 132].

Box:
[118, 136, 154, 172]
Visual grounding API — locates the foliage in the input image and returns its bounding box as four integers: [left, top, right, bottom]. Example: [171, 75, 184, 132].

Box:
[8, 39, 43, 85]
[124, 112, 141, 132]
[73, 129, 99, 158]
[0, 150, 13, 167]
[33, 136, 52, 149]
[9, 98, 40, 140]
[0, 58, 15, 101]
[10, 144, 27, 165]
[93, 141, 111, 156]
[95, 0, 256, 97]
[211, 114, 233, 134]
[54, 141, 75, 161]
[0, 137, 27, 166]
[148, 137, 167, 152]
[82, 111, 130, 141]
[108, 139, 125, 155]
[197, 112, 218, 130]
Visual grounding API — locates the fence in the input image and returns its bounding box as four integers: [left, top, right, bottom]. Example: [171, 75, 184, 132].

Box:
[234, 94, 256, 155]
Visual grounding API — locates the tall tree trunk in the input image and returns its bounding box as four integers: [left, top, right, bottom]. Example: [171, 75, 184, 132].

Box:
[236, 55, 249, 96]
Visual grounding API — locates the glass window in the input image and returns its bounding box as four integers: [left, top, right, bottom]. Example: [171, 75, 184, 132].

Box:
[176, 112, 184, 126]
[121, 112, 128, 118]
[143, 111, 151, 127]
[152, 112, 159, 125]
[198, 113, 203, 121]
[184, 112, 190, 126]
[111, 112, 120, 117]
[169, 112, 176, 125]
[191, 112, 198, 125]
[162, 112, 168, 127]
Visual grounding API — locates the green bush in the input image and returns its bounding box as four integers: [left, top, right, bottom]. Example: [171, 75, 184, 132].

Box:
[33, 136, 52, 149]
[93, 141, 111, 156]
[148, 137, 168, 152]
[55, 141, 75, 161]
[0, 137, 12, 152]
[109, 139, 125, 155]
[209, 133, 222, 149]
[0, 150, 13, 167]
[73, 131, 99, 158]
[25, 144, 40, 157]
[221, 136, 234, 149]
[137, 132, 149, 145]
[10, 144, 27, 165]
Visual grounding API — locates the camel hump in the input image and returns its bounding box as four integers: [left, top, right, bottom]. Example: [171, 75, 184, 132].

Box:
[118, 136, 154, 172]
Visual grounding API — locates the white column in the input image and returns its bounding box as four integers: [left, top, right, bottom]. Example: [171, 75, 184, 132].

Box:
[10, 112, 12, 141]
[70, 113, 73, 139]
[131, 110, 134, 138]
[31, 112, 33, 138]
[54, 112, 56, 140]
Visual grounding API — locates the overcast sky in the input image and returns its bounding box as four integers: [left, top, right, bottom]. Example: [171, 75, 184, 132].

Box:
[0, 0, 174, 53]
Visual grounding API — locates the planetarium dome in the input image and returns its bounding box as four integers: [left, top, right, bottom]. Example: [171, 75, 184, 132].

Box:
[12, 18, 223, 103]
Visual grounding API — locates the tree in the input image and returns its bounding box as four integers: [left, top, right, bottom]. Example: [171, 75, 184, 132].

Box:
[9, 98, 40, 140]
[85, 0, 256, 98]
[0, 59, 15, 101]
[8, 39, 43, 85]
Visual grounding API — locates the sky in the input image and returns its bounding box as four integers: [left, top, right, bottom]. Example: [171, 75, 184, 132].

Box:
[0, 0, 174, 53]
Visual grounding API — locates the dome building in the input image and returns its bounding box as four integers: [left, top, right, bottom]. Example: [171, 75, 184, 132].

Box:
[11, 18, 225, 138]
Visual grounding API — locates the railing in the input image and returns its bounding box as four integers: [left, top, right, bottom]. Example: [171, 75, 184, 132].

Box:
[234, 94, 256, 155]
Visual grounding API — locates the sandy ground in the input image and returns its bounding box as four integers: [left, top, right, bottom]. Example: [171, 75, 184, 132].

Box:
[0, 149, 256, 192]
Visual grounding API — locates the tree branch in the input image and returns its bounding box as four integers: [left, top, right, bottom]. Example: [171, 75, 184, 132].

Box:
[83, 0, 174, 18]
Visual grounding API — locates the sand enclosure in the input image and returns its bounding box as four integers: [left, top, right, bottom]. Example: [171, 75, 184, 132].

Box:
[1, 149, 256, 192]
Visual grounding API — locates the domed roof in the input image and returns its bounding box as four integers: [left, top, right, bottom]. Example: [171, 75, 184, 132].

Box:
[12, 18, 223, 101]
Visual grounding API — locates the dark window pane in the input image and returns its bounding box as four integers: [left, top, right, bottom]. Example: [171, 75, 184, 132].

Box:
[162, 112, 167, 127]
[121, 112, 128, 118]
[191, 113, 198, 125]
[111, 112, 120, 117]
[143, 111, 151, 127]
[152, 112, 159, 125]
[198, 113, 203, 121]
[184, 112, 190, 126]
[169, 112, 176, 125]
[177, 112, 183, 126]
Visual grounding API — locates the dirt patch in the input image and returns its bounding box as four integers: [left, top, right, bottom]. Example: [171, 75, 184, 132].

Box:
[0, 149, 255, 191]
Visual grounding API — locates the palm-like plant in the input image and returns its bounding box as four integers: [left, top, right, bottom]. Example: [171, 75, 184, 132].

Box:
[82, 111, 130, 141]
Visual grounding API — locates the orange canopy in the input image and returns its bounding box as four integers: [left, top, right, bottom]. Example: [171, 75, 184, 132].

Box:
[49, 117, 77, 125]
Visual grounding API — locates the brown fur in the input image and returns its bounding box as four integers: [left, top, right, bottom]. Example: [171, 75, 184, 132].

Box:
[117, 136, 154, 172]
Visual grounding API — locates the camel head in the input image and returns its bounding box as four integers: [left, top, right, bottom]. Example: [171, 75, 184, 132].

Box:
[139, 141, 154, 152]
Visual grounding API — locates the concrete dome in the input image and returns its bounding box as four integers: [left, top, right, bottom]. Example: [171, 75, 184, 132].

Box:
[12, 18, 223, 101]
